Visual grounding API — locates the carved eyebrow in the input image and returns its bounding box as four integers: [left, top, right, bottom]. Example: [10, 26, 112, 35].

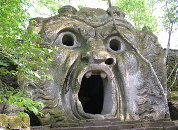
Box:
[116, 26, 137, 46]
[57, 24, 95, 40]
[97, 25, 131, 39]
[57, 25, 81, 34]
[97, 25, 117, 39]
[98, 24, 136, 44]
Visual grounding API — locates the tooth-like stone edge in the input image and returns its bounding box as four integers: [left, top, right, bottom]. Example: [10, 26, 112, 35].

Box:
[100, 72, 106, 79]
[85, 71, 92, 78]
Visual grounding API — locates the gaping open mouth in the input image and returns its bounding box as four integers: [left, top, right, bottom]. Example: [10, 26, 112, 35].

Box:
[62, 64, 118, 119]
[78, 71, 106, 114]
[76, 64, 116, 116]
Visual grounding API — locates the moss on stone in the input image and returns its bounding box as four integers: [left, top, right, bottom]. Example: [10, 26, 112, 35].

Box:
[168, 91, 178, 120]
[0, 114, 8, 128]
[8, 116, 22, 129]
[22, 115, 30, 128]
[22, 127, 30, 130]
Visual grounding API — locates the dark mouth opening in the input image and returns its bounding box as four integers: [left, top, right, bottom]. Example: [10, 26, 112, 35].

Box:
[78, 75, 104, 114]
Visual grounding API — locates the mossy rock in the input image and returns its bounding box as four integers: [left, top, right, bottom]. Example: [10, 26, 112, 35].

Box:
[22, 115, 30, 128]
[168, 91, 178, 98]
[21, 127, 30, 130]
[168, 91, 178, 120]
[0, 114, 8, 127]
[0, 128, 9, 130]
[8, 116, 22, 129]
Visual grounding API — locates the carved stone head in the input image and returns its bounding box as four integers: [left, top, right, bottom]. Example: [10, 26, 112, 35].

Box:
[19, 6, 168, 125]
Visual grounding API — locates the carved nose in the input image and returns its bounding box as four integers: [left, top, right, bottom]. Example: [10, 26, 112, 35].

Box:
[81, 51, 115, 66]
[81, 39, 116, 66]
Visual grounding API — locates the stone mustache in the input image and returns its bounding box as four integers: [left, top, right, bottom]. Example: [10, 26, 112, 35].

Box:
[19, 6, 169, 125]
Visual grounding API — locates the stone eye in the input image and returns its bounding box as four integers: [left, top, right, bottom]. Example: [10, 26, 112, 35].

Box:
[62, 34, 74, 46]
[109, 39, 121, 51]
[107, 36, 125, 53]
[53, 31, 80, 48]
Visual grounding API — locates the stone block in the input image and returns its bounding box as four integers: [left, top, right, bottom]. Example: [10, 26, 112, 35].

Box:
[0, 114, 8, 128]
[51, 122, 79, 128]
[142, 121, 175, 127]
[8, 116, 22, 129]
[164, 126, 178, 130]
[22, 127, 30, 130]
[0, 128, 8, 130]
[22, 115, 30, 128]
[30, 126, 51, 130]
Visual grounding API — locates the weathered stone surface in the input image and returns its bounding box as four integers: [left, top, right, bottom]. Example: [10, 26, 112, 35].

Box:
[8, 116, 22, 129]
[165, 49, 178, 120]
[166, 49, 178, 91]
[17, 6, 169, 125]
[0, 114, 30, 130]
[58, 5, 77, 14]
[51, 122, 79, 128]
[4, 104, 24, 116]
[21, 128, 30, 130]
[0, 104, 4, 114]
[168, 91, 178, 120]
[30, 119, 177, 130]
[30, 125, 51, 130]
[0, 114, 8, 128]
[22, 115, 30, 128]
[0, 128, 8, 130]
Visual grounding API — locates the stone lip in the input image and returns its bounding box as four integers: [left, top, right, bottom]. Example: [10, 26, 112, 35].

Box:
[78, 64, 114, 85]
[62, 62, 118, 120]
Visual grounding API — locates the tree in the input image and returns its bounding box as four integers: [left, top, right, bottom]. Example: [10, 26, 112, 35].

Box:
[156, 0, 178, 91]
[34, 0, 69, 16]
[114, 0, 158, 32]
[0, 0, 55, 116]
[160, 0, 178, 61]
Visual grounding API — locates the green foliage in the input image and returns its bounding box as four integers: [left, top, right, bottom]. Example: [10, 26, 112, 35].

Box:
[157, 0, 178, 78]
[77, 5, 85, 9]
[34, 0, 71, 16]
[115, 0, 158, 32]
[158, 0, 178, 31]
[0, 0, 55, 115]
[0, 86, 43, 116]
[167, 55, 178, 91]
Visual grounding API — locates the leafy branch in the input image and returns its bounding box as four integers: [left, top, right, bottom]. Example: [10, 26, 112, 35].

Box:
[0, 85, 44, 117]
[0, 0, 56, 116]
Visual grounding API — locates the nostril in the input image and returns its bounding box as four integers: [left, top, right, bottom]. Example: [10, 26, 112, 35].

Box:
[81, 57, 89, 63]
[105, 58, 114, 65]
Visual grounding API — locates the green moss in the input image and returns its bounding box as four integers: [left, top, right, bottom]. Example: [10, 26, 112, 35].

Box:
[8, 116, 22, 129]
[0, 114, 8, 127]
[22, 115, 30, 128]
[168, 91, 178, 100]
[55, 115, 65, 121]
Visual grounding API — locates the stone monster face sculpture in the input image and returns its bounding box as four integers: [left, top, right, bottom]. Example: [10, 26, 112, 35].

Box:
[20, 6, 168, 125]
